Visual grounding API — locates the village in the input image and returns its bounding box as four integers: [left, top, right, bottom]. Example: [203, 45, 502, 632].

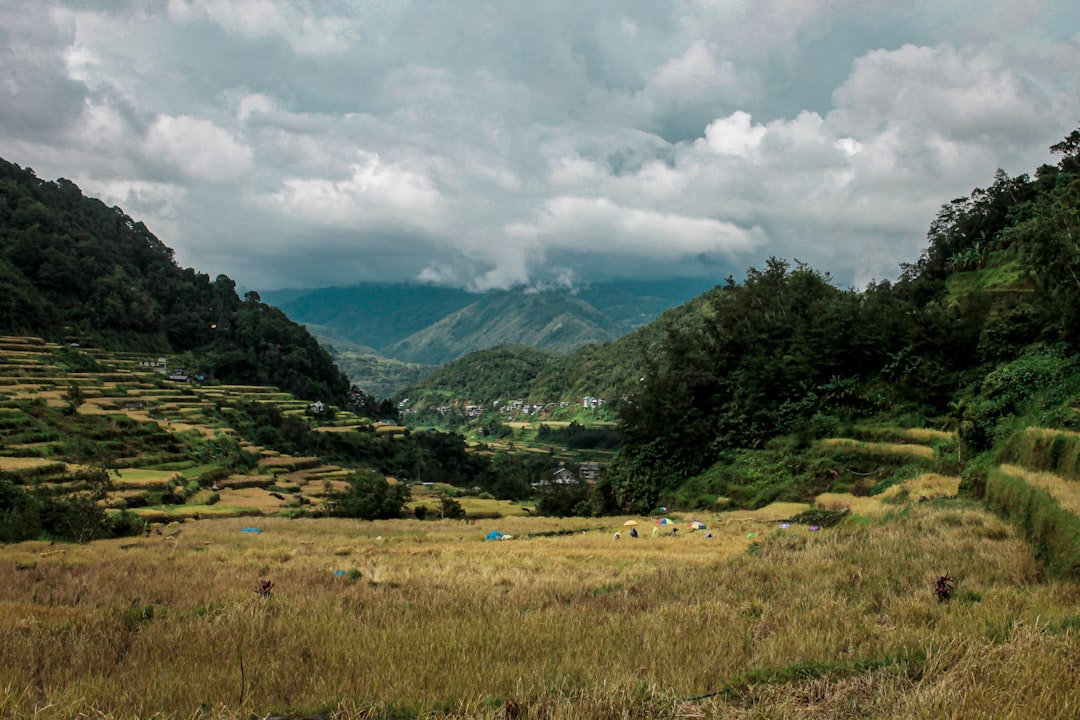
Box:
[399, 395, 606, 420]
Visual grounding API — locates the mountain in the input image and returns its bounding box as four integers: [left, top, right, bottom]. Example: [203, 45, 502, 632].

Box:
[262, 284, 479, 349]
[381, 289, 624, 365]
[0, 157, 351, 405]
[400, 287, 720, 410]
[261, 277, 723, 387]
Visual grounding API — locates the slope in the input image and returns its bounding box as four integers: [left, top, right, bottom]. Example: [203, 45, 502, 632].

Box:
[0, 157, 350, 406]
[382, 289, 625, 365]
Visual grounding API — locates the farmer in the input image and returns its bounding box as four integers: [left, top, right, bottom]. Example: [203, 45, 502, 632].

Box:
[612, 531, 621, 540]
[629, 527, 638, 538]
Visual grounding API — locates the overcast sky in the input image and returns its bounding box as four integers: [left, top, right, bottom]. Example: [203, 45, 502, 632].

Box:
[1, 1, 1078, 292]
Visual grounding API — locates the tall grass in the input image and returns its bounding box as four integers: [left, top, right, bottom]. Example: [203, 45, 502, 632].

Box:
[985, 466, 1080, 579]
[999, 427, 1080, 480]
[0, 502, 1077, 719]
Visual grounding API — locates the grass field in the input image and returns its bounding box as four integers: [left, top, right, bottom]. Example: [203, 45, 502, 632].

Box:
[2, 339, 1080, 718]
[2, 477, 1079, 720]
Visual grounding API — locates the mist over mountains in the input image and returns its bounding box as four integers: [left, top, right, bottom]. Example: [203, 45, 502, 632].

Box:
[261, 276, 724, 367]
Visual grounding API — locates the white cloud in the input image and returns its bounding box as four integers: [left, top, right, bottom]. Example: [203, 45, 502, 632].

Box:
[702, 111, 767, 157]
[507, 196, 768, 259]
[265, 151, 445, 228]
[143, 115, 253, 182]
[832, 44, 1046, 140]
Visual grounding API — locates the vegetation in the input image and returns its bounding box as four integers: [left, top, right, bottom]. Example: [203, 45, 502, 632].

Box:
[4, 128, 1080, 717]
[324, 470, 411, 520]
[597, 129, 1080, 511]
[1, 498, 1078, 719]
[0, 468, 143, 543]
[0, 159, 350, 406]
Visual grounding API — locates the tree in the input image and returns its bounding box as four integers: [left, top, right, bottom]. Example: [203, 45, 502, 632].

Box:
[326, 471, 410, 520]
[64, 382, 85, 415]
[439, 495, 466, 519]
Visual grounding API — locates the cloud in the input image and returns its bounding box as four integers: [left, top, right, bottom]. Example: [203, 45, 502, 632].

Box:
[264, 151, 445, 228]
[508, 196, 767, 256]
[166, 0, 363, 55]
[702, 111, 768, 157]
[143, 114, 253, 182]
[1, 1, 1078, 292]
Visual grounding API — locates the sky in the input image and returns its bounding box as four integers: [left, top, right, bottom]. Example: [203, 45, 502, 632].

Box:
[1, 1, 1078, 293]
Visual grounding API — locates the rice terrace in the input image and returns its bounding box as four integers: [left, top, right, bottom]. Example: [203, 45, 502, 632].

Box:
[2, 339, 1080, 719]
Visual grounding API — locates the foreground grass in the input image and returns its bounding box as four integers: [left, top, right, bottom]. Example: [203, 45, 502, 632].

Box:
[0, 502, 1078, 719]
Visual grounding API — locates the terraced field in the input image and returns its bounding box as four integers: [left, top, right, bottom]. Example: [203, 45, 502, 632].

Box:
[983, 425, 1080, 578]
[0, 336, 379, 523]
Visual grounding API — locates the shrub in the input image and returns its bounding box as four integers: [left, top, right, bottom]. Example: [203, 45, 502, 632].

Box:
[959, 465, 989, 499]
[962, 346, 1080, 454]
[327, 471, 411, 520]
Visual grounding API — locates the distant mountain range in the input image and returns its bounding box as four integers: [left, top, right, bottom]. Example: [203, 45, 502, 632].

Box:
[261, 276, 723, 365]
[258, 278, 728, 398]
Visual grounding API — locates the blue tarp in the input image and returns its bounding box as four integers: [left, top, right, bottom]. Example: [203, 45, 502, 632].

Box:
[240, 527, 262, 534]
[486, 530, 504, 541]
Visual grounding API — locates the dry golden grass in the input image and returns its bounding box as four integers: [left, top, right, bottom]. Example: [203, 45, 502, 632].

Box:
[0, 456, 60, 471]
[1, 499, 1075, 720]
[313, 425, 370, 433]
[1024, 426, 1080, 439]
[821, 438, 936, 459]
[818, 474, 962, 518]
[1000, 464, 1080, 516]
[896, 428, 954, 442]
[109, 469, 185, 488]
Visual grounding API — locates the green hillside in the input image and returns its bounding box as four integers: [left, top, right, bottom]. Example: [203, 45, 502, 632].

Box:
[387, 121, 1080, 597]
[400, 286, 720, 416]
[381, 289, 625, 364]
[0, 159, 350, 406]
[401, 345, 559, 411]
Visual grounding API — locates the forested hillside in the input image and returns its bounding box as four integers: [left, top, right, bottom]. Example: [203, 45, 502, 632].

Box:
[399, 127, 1080, 514]
[605, 128, 1080, 510]
[0, 159, 350, 405]
[265, 276, 720, 370]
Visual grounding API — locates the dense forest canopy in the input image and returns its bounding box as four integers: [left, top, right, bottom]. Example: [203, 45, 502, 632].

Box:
[0, 159, 350, 406]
